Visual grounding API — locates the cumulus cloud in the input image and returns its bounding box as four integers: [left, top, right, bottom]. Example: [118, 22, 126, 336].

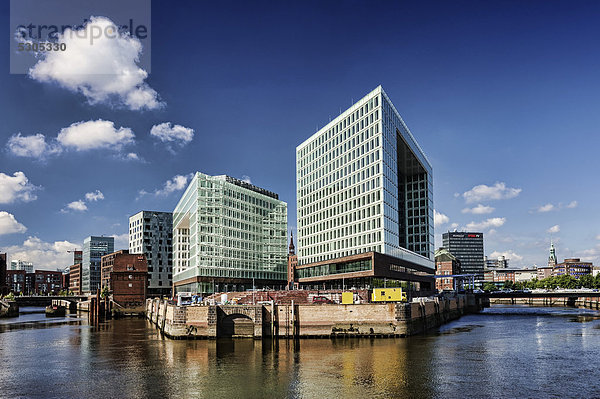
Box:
[449, 223, 459, 230]
[547, 225, 560, 234]
[434, 210, 449, 227]
[62, 189, 104, 213]
[462, 182, 521, 204]
[7, 133, 62, 158]
[27, 16, 163, 111]
[57, 120, 134, 151]
[5, 236, 78, 270]
[150, 122, 194, 145]
[462, 204, 495, 215]
[537, 203, 555, 213]
[0, 212, 27, 235]
[0, 171, 39, 204]
[111, 233, 129, 250]
[566, 201, 578, 209]
[242, 175, 252, 184]
[139, 173, 193, 197]
[85, 190, 104, 201]
[490, 250, 523, 262]
[466, 217, 506, 231]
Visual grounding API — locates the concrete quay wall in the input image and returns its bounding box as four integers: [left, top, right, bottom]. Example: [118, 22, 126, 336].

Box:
[146, 294, 484, 339]
[490, 296, 600, 309]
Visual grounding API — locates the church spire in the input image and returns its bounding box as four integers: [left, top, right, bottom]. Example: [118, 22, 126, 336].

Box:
[288, 231, 295, 256]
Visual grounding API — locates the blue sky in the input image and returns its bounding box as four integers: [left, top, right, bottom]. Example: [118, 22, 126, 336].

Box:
[1, 0, 599, 270]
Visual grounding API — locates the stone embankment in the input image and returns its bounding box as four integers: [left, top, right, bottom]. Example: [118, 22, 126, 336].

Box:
[489, 296, 600, 309]
[146, 294, 486, 339]
[0, 300, 19, 318]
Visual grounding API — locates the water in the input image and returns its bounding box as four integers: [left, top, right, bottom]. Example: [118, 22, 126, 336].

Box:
[1, 305, 600, 398]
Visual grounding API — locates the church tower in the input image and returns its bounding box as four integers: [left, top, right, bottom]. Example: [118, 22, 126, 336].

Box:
[548, 241, 557, 267]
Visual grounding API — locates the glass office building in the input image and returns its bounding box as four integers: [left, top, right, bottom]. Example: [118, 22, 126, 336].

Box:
[442, 232, 484, 280]
[172, 172, 288, 294]
[82, 236, 114, 293]
[129, 211, 173, 296]
[296, 86, 434, 291]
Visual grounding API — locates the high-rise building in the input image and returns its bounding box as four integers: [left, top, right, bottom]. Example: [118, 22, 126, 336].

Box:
[172, 172, 288, 294]
[295, 86, 435, 291]
[82, 236, 114, 293]
[442, 232, 484, 280]
[129, 211, 173, 296]
[9, 260, 33, 273]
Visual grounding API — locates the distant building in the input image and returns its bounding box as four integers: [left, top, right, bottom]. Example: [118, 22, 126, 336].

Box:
[537, 266, 553, 280]
[129, 211, 173, 297]
[61, 269, 70, 292]
[10, 260, 33, 273]
[32, 270, 63, 294]
[484, 268, 516, 284]
[442, 232, 484, 280]
[514, 268, 537, 282]
[435, 248, 461, 291]
[172, 172, 288, 295]
[548, 241, 557, 267]
[101, 250, 148, 307]
[287, 232, 297, 289]
[6, 270, 26, 294]
[82, 236, 114, 293]
[69, 263, 82, 295]
[553, 258, 592, 279]
[0, 253, 7, 296]
[485, 255, 508, 269]
[593, 266, 600, 278]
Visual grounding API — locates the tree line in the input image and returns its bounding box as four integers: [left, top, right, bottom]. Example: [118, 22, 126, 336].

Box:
[483, 274, 600, 292]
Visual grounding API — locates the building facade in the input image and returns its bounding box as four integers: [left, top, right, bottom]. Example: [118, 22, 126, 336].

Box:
[69, 263, 82, 295]
[9, 260, 33, 273]
[287, 232, 298, 289]
[101, 250, 148, 307]
[553, 258, 592, 278]
[435, 248, 461, 291]
[129, 211, 173, 296]
[172, 173, 288, 294]
[537, 266, 553, 280]
[442, 232, 484, 280]
[82, 236, 114, 293]
[485, 255, 508, 269]
[0, 253, 7, 296]
[295, 86, 435, 291]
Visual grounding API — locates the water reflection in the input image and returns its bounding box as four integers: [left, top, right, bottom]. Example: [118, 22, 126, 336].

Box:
[1, 306, 600, 398]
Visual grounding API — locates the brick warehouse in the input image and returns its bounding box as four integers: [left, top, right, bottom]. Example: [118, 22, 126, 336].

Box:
[101, 250, 148, 308]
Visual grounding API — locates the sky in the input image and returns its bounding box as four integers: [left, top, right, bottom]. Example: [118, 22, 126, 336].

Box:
[1, 0, 600, 270]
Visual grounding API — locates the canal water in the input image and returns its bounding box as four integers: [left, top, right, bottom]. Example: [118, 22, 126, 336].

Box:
[1, 305, 600, 398]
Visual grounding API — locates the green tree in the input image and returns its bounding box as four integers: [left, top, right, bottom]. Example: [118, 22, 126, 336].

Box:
[579, 274, 594, 289]
[502, 280, 514, 289]
[483, 282, 498, 292]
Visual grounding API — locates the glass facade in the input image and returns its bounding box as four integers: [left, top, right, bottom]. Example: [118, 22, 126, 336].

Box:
[172, 172, 288, 294]
[82, 236, 114, 293]
[296, 259, 372, 279]
[442, 232, 484, 279]
[296, 86, 434, 271]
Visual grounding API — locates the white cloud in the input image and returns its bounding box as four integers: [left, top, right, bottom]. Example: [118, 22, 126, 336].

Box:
[434, 210, 449, 227]
[150, 122, 194, 144]
[547, 225, 560, 234]
[0, 171, 39, 204]
[566, 201, 578, 209]
[85, 190, 104, 201]
[462, 204, 495, 214]
[490, 250, 523, 262]
[64, 200, 87, 212]
[537, 203, 555, 213]
[125, 152, 141, 161]
[57, 120, 134, 151]
[0, 212, 27, 235]
[462, 182, 521, 204]
[6, 237, 78, 270]
[28, 16, 163, 111]
[242, 175, 252, 184]
[7, 133, 62, 158]
[449, 223, 459, 230]
[111, 233, 129, 250]
[466, 217, 506, 231]
[139, 173, 193, 197]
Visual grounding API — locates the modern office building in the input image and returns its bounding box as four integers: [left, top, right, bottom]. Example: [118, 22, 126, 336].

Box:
[129, 211, 173, 296]
[295, 86, 435, 292]
[442, 232, 484, 280]
[552, 258, 592, 278]
[172, 172, 288, 294]
[484, 255, 508, 269]
[9, 260, 33, 273]
[82, 236, 114, 293]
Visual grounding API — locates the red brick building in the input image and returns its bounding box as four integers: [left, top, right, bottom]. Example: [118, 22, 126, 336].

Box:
[6, 269, 26, 294]
[33, 270, 63, 294]
[435, 248, 461, 291]
[101, 250, 148, 307]
[287, 232, 298, 289]
[69, 263, 82, 295]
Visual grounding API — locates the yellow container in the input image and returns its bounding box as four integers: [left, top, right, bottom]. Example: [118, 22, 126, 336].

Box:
[371, 288, 407, 302]
[342, 292, 354, 304]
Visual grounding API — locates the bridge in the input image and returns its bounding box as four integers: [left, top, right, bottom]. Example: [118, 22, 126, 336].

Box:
[477, 290, 600, 298]
[475, 290, 600, 308]
[14, 296, 88, 307]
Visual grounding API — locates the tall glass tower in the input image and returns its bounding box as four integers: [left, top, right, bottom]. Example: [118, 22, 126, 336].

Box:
[295, 86, 434, 290]
[82, 236, 114, 293]
[172, 172, 288, 294]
